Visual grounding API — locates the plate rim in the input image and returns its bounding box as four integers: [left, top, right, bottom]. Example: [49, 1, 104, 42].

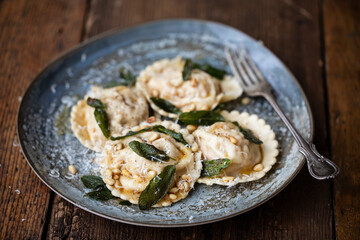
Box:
[17, 18, 314, 227]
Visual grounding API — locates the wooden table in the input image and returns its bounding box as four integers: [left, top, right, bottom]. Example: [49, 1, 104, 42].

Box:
[1, 0, 359, 239]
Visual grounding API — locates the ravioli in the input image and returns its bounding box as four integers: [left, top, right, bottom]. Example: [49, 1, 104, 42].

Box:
[97, 121, 202, 207]
[136, 57, 243, 117]
[194, 110, 278, 186]
[70, 86, 149, 152]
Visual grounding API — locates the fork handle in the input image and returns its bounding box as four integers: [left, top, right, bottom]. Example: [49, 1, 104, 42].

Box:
[262, 91, 339, 180]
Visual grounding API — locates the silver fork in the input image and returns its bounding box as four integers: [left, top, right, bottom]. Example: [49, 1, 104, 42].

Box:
[225, 46, 339, 180]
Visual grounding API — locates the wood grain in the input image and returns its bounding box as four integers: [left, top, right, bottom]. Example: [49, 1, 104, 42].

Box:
[0, 0, 86, 239]
[46, 0, 334, 239]
[323, 0, 360, 239]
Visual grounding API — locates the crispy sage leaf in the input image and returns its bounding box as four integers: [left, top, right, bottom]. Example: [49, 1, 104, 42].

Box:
[182, 59, 226, 80]
[179, 110, 225, 126]
[81, 175, 105, 189]
[85, 188, 115, 201]
[129, 141, 171, 162]
[110, 127, 152, 141]
[138, 165, 176, 210]
[150, 97, 182, 114]
[87, 97, 106, 109]
[152, 125, 189, 146]
[103, 67, 136, 88]
[232, 121, 263, 144]
[119, 200, 132, 206]
[201, 158, 231, 177]
[110, 125, 189, 146]
[94, 108, 110, 138]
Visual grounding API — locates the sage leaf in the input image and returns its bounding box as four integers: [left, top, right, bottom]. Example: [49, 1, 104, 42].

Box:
[129, 141, 171, 162]
[232, 121, 263, 144]
[103, 67, 136, 88]
[139, 165, 176, 210]
[150, 97, 182, 114]
[81, 175, 105, 189]
[152, 125, 189, 146]
[110, 125, 189, 146]
[119, 200, 132, 206]
[182, 59, 226, 80]
[110, 127, 152, 141]
[179, 110, 225, 126]
[85, 188, 115, 201]
[201, 158, 230, 177]
[94, 108, 110, 138]
[87, 97, 106, 109]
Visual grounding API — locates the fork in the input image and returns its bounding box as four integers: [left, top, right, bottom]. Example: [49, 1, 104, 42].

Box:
[225, 46, 339, 180]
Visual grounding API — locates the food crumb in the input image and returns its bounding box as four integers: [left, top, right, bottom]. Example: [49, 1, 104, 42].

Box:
[241, 97, 251, 105]
[15, 189, 21, 195]
[68, 165, 77, 175]
[21, 218, 26, 222]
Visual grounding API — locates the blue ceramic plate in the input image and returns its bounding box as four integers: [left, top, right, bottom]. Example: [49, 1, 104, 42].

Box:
[18, 19, 313, 227]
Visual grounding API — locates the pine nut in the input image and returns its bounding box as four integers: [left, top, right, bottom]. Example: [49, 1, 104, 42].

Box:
[111, 189, 121, 196]
[182, 175, 191, 181]
[151, 89, 159, 97]
[148, 170, 156, 178]
[222, 176, 235, 182]
[104, 178, 115, 185]
[113, 174, 120, 180]
[104, 169, 113, 177]
[186, 125, 197, 133]
[169, 187, 179, 193]
[68, 165, 77, 175]
[169, 194, 177, 200]
[191, 144, 199, 152]
[241, 97, 251, 105]
[122, 168, 131, 177]
[148, 133, 160, 142]
[199, 105, 208, 111]
[114, 180, 122, 189]
[113, 160, 124, 169]
[253, 163, 264, 172]
[112, 168, 121, 174]
[133, 174, 143, 182]
[190, 79, 198, 87]
[115, 143, 123, 151]
[178, 181, 190, 191]
[146, 116, 156, 123]
[230, 136, 238, 144]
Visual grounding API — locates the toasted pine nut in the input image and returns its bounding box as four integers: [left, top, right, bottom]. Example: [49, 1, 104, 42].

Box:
[113, 160, 125, 169]
[222, 176, 235, 182]
[182, 175, 191, 181]
[113, 174, 120, 180]
[190, 79, 198, 87]
[146, 116, 156, 123]
[241, 97, 251, 105]
[230, 136, 238, 144]
[104, 178, 115, 185]
[187, 103, 196, 112]
[122, 168, 131, 177]
[133, 174, 143, 182]
[148, 133, 160, 142]
[151, 89, 159, 97]
[68, 165, 77, 175]
[178, 181, 190, 191]
[169, 187, 179, 193]
[169, 194, 177, 200]
[186, 125, 197, 133]
[114, 180, 122, 189]
[253, 163, 264, 172]
[111, 189, 121, 196]
[104, 169, 113, 177]
[115, 143, 123, 151]
[191, 144, 199, 152]
[199, 105, 208, 111]
[112, 168, 121, 174]
[148, 170, 156, 178]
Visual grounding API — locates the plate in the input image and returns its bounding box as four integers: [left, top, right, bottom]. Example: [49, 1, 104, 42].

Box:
[18, 19, 313, 227]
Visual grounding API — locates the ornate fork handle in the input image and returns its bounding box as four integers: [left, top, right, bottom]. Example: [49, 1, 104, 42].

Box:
[262, 91, 340, 180]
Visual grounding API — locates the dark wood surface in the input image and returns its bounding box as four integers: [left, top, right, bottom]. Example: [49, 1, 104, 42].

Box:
[0, 0, 358, 239]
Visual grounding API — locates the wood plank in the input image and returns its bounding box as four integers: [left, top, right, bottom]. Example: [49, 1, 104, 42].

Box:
[0, 0, 86, 239]
[46, 0, 333, 239]
[323, 0, 360, 239]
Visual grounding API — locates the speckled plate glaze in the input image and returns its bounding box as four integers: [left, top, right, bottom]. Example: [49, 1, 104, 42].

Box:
[18, 19, 313, 227]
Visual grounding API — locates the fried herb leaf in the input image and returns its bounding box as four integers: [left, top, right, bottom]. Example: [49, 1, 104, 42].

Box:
[201, 158, 231, 177]
[81, 175, 105, 189]
[103, 67, 136, 88]
[87, 97, 106, 109]
[94, 108, 110, 138]
[232, 121, 263, 144]
[150, 97, 182, 114]
[119, 200, 132, 206]
[129, 141, 171, 162]
[179, 110, 225, 126]
[110, 125, 189, 146]
[138, 165, 176, 210]
[85, 188, 115, 201]
[182, 59, 226, 80]
[110, 127, 152, 141]
[152, 125, 189, 146]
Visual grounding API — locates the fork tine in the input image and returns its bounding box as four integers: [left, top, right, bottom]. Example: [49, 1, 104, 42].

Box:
[241, 47, 265, 82]
[225, 47, 249, 87]
[225, 46, 253, 87]
[236, 46, 259, 84]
